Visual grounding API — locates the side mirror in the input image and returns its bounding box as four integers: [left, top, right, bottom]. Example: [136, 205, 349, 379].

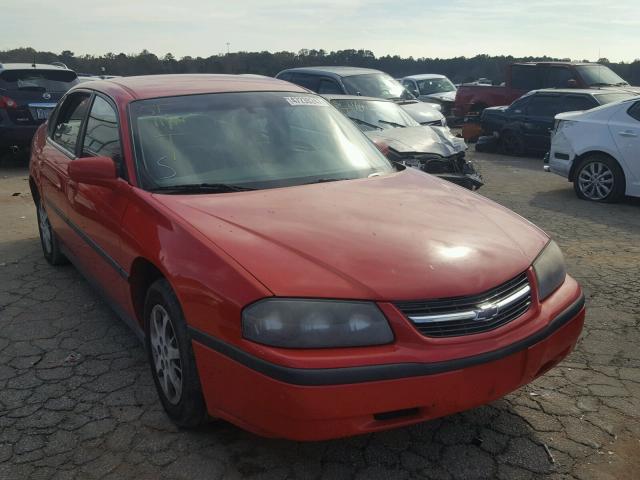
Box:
[567, 79, 577, 88]
[68, 156, 117, 187]
[410, 88, 419, 98]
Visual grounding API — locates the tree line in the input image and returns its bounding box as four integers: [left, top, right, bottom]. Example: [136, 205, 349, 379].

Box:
[2, 47, 640, 85]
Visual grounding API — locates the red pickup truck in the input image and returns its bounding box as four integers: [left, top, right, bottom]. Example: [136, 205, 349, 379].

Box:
[452, 62, 634, 120]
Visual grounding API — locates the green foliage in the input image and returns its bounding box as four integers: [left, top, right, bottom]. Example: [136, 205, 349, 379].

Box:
[1, 47, 639, 85]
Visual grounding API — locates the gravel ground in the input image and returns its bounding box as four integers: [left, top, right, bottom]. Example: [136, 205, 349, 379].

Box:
[0, 149, 639, 480]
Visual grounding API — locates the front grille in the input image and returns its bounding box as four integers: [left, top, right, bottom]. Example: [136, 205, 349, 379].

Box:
[395, 272, 532, 338]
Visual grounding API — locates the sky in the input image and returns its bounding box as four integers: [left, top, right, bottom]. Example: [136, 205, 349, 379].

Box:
[2, 0, 640, 62]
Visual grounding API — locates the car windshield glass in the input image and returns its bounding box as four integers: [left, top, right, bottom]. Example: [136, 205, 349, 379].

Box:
[416, 78, 456, 95]
[576, 66, 628, 86]
[342, 73, 413, 100]
[330, 98, 419, 131]
[0, 69, 78, 92]
[129, 92, 394, 192]
[596, 93, 638, 105]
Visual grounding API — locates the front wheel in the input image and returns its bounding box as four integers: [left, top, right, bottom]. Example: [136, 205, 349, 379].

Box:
[144, 278, 207, 428]
[573, 155, 625, 203]
[36, 200, 67, 265]
[499, 130, 525, 156]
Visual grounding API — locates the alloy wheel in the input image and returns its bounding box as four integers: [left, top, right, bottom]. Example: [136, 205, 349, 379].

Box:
[578, 162, 614, 201]
[149, 304, 183, 405]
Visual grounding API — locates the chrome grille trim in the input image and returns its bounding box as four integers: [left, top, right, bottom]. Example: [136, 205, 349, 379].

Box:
[395, 272, 532, 338]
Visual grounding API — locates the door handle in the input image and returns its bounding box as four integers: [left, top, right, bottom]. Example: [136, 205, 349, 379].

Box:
[619, 130, 638, 137]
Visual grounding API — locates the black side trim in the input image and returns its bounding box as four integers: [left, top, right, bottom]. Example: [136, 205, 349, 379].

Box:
[189, 293, 585, 386]
[45, 199, 129, 280]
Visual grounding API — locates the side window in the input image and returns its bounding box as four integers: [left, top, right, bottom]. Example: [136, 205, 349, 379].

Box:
[511, 65, 542, 90]
[628, 102, 640, 122]
[81, 96, 122, 165]
[525, 95, 563, 117]
[317, 78, 343, 94]
[51, 93, 91, 154]
[508, 97, 530, 113]
[290, 73, 320, 92]
[562, 95, 598, 112]
[545, 67, 576, 88]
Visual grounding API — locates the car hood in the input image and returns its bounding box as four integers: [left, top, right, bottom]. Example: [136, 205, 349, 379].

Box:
[599, 85, 640, 94]
[399, 102, 444, 123]
[365, 125, 465, 157]
[424, 91, 457, 102]
[155, 169, 548, 301]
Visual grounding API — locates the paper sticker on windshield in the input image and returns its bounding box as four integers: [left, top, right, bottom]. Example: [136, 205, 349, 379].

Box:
[284, 96, 327, 107]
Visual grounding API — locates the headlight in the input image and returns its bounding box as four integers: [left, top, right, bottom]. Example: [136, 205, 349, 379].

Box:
[533, 241, 567, 301]
[242, 299, 394, 348]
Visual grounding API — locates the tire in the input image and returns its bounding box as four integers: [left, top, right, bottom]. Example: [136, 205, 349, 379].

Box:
[573, 155, 625, 203]
[499, 130, 525, 156]
[144, 278, 207, 428]
[36, 199, 67, 265]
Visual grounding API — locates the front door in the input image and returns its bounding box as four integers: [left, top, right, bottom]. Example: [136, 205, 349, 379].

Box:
[65, 94, 133, 312]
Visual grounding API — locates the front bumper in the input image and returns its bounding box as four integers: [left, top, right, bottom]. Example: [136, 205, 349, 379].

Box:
[190, 283, 585, 441]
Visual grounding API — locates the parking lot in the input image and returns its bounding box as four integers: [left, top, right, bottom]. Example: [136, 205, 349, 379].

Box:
[0, 149, 639, 480]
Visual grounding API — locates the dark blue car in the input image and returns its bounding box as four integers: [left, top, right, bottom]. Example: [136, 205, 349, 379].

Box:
[0, 63, 78, 152]
[480, 88, 636, 155]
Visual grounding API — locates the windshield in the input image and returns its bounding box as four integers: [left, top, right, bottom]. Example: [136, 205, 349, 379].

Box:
[0, 69, 78, 92]
[417, 78, 456, 95]
[130, 92, 394, 192]
[330, 98, 419, 131]
[576, 66, 628, 87]
[342, 73, 414, 100]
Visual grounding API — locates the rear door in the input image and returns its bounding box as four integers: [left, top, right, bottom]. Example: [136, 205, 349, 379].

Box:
[40, 91, 92, 251]
[0, 69, 78, 126]
[609, 101, 640, 194]
[522, 94, 564, 151]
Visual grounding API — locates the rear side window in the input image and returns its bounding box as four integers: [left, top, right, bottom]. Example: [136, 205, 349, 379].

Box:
[81, 96, 122, 162]
[290, 73, 321, 92]
[526, 95, 563, 116]
[511, 65, 542, 90]
[0, 69, 78, 93]
[561, 95, 598, 112]
[51, 92, 91, 154]
[628, 102, 640, 122]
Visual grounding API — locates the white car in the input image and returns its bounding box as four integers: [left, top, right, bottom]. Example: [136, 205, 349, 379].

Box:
[547, 98, 640, 202]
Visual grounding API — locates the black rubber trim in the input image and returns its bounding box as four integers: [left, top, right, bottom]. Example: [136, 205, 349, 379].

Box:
[45, 199, 129, 280]
[189, 293, 585, 386]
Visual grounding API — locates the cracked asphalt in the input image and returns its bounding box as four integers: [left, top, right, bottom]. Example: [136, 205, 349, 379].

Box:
[0, 149, 639, 480]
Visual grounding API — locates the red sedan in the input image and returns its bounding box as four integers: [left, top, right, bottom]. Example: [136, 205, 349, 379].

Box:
[29, 75, 585, 441]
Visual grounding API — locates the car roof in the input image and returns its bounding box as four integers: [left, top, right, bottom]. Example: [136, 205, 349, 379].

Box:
[513, 62, 598, 66]
[322, 94, 392, 102]
[0, 62, 74, 72]
[278, 66, 383, 78]
[402, 74, 447, 80]
[71, 74, 309, 101]
[532, 88, 632, 96]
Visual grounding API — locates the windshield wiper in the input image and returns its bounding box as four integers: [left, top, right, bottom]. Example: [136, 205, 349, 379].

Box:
[378, 119, 405, 128]
[590, 82, 616, 87]
[347, 116, 382, 130]
[150, 183, 256, 194]
[303, 177, 352, 185]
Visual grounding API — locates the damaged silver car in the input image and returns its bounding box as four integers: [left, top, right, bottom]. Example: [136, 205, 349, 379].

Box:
[325, 95, 483, 190]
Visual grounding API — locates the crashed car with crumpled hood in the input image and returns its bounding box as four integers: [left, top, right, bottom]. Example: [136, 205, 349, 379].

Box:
[325, 95, 483, 190]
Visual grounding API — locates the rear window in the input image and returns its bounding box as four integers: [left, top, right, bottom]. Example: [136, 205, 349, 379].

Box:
[0, 69, 78, 92]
